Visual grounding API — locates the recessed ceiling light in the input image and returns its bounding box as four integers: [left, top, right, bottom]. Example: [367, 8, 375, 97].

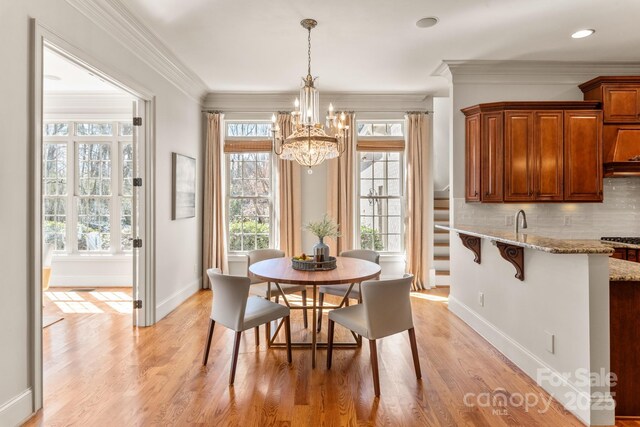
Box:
[44, 74, 61, 81]
[571, 29, 595, 39]
[416, 17, 439, 28]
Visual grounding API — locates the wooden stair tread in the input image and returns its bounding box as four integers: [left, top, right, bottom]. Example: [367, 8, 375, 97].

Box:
[434, 256, 450, 261]
[434, 229, 449, 234]
[434, 207, 449, 211]
[435, 270, 450, 276]
[434, 242, 449, 247]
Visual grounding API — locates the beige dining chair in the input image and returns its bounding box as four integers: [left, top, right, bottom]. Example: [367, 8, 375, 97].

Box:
[316, 249, 379, 332]
[247, 249, 308, 329]
[202, 269, 292, 385]
[326, 274, 421, 396]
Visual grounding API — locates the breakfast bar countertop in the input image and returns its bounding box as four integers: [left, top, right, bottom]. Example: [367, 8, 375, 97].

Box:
[609, 258, 640, 282]
[435, 225, 615, 255]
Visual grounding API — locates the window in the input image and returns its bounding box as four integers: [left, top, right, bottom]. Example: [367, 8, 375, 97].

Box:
[42, 121, 133, 254]
[225, 121, 274, 252]
[356, 121, 405, 253]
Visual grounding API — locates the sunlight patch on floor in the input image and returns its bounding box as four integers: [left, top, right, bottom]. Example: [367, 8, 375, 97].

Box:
[104, 301, 133, 314]
[410, 292, 449, 303]
[54, 301, 104, 313]
[46, 292, 84, 302]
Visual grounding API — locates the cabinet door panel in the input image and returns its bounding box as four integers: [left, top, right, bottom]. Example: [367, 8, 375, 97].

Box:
[535, 111, 564, 201]
[504, 112, 534, 201]
[481, 112, 504, 202]
[564, 111, 603, 202]
[465, 114, 481, 202]
[604, 85, 640, 122]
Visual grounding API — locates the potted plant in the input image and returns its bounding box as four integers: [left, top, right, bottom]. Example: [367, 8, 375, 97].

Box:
[304, 214, 340, 262]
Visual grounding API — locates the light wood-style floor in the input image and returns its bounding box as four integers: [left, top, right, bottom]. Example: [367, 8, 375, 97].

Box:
[24, 287, 638, 426]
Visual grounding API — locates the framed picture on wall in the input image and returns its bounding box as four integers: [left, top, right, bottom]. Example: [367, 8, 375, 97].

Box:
[172, 153, 196, 220]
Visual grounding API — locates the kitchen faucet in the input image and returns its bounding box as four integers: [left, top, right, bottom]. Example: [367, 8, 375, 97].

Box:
[515, 209, 528, 234]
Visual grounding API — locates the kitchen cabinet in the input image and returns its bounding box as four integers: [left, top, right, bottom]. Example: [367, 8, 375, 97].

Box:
[465, 114, 481, 202]
[462, 102, 601, 203]
[581, 77, 640, 123]
[564, 111, 603, 202]
[504, 111, 564, 202]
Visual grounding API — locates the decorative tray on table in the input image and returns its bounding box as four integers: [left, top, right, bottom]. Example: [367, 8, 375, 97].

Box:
[292, 256, 337, 271]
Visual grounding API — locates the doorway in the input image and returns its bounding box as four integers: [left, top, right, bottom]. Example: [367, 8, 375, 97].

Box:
[31, 22, 156, 411]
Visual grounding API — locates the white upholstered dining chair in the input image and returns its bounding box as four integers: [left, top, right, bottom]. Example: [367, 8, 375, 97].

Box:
[246, 249, 308, 329]
[202, 269, 292, 385]
[316, 249, 379, 332]
[326, 274, 421, 396]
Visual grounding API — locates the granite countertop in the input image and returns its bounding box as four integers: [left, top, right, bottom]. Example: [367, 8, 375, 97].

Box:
[435, 225, 615, 255]
[601, 241, 640, 250]
[609, 258, 640, 281]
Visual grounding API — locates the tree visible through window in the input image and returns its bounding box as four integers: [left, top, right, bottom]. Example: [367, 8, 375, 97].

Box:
[228, 153, 272, 251]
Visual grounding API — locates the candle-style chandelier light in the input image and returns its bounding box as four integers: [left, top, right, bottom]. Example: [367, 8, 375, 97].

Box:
[272, 19, 348, 173]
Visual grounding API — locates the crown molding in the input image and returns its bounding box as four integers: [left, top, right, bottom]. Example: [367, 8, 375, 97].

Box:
[203, 92, 431, 113]
[65, 0, 208, 103]
[434, 60, 640, 85]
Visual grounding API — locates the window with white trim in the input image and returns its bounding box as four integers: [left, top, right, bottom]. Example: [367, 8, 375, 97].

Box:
[225, 122, 274, 252]
[42, 121, 133, 253]
[356, 121, 405, 253]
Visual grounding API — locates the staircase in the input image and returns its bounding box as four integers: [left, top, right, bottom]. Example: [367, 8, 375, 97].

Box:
[433, 192, 450, 286]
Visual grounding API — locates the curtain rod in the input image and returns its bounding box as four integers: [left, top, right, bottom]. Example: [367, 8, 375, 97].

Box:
[201, 109, 432, 114]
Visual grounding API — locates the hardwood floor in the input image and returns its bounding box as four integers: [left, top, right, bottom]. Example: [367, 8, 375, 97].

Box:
[24, 286, 630, 426]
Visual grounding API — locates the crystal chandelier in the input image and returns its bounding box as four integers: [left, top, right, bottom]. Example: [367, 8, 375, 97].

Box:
[272, 19, 348, 173]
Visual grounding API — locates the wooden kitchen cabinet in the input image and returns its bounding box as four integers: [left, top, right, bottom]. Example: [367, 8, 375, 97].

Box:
[564, 110, 603, 202]
[504, 111, 564, 202]
[465, 114, 481, 202]
[481, 112, 504, 202]
[462, 101, 601, 203]
[581, 77, 640, 123]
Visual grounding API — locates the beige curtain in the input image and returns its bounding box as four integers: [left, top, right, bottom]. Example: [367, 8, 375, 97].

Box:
[202, 112, 228, 288]
[405, 113, 433, 290]
[327, 113, 356, 254]
[277, 113, 302, 257]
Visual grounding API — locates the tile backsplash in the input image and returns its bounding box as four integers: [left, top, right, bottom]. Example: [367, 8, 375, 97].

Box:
[454, 178, 640, 238]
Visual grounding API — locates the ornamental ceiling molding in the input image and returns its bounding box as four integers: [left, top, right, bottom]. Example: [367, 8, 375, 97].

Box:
[65, 0, 208, 102]
[433, 60, 640, 85]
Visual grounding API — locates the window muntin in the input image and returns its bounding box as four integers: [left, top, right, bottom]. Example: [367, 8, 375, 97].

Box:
[358, 152, 403, 253]
[42, 121, 133, 254]
[227, 152, 272, 252]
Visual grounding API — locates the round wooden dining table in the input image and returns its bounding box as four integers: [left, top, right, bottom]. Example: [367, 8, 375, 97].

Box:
[249, 256, 381, 368]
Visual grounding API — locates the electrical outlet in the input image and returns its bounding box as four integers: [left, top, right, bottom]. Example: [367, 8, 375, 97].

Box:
[478, 292, 484, 307]
[545, 331, 555, 354]
[505, 216, 514, 226]
[564, 216, 571, 226]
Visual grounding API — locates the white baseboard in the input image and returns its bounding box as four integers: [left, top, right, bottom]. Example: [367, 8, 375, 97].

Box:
[50, 275, 132, 287]
[448, 296, 615, 426]
[0, 388, 33, 427]
[155, 278, 201, 320]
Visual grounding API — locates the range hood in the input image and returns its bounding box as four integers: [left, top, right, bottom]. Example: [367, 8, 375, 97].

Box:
[603, 125, 640, 177]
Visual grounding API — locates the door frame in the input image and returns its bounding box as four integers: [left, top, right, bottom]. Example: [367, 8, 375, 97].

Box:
[30, 18, 157, 411]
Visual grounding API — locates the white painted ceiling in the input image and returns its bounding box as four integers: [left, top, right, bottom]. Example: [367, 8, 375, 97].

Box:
[44, 48, 122, 93]
[120, 0, 640, 94]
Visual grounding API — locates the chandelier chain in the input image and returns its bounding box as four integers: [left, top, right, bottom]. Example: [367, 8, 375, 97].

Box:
[307, 26, 312, 78]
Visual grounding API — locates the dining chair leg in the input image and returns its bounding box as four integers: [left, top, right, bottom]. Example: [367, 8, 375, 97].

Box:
[408, 327, 422, 379]
[316, 292, 324, 333]
[327, 319, 335, 369]
[284, 315, 292, 363]
[202, 319, 215, 366]
[275, 294, 279, 304]
[345, 298, 350, 307]
[369, 339, 381, 397]
[254, 326, 260, 347]
[229, 331, 242, 385]
[301, 289, 308, 329]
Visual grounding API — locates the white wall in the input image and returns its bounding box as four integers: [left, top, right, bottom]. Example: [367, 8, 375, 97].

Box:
[0, 0, 204, 424]
[432, 96, 451, 191]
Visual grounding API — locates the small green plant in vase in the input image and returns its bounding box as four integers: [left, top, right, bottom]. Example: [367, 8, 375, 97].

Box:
[304, 214, 340, 262]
